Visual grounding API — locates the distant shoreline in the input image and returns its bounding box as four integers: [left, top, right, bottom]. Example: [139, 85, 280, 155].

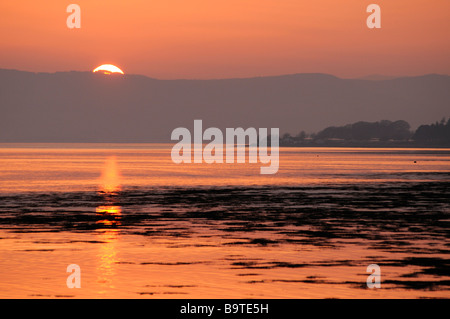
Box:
[278, 142, 450, 148]
[0, 142, 449, 150]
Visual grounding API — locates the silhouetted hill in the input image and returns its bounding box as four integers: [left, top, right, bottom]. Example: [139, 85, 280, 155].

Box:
[357, 75, 399, 81]
[0, 69, 449, 142]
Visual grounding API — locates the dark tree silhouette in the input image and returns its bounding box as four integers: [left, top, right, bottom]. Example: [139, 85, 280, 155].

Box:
[278, 118, 449, 147]
[315, 120, 412, 141]
[413, 118, 450, 144]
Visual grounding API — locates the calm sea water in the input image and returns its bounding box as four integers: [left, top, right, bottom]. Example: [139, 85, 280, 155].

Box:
[0, 144, 449, 298]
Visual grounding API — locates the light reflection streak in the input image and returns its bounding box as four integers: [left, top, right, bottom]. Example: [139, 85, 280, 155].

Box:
[96, 156, 122, 293]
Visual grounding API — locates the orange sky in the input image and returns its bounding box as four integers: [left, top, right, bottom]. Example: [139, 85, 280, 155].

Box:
[1, 0, 449, 79]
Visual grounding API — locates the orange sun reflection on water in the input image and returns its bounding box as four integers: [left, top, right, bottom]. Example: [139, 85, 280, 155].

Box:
[96, 156, 123, 292]
[97, 156, 122, 226]
[99, 156, 121, 194]
[95, 205, 122, 226]
[95, 226, 120, 291]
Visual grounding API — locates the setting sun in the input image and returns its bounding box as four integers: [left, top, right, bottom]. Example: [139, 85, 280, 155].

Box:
[93, 64, 124, 75]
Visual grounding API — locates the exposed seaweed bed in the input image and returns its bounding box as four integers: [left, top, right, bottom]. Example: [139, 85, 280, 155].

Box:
[0, 181, 449, 295]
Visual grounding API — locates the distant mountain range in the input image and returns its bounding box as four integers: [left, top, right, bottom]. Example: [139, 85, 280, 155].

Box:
[356, 74, 400, 81]
[0, 69, 449, 143]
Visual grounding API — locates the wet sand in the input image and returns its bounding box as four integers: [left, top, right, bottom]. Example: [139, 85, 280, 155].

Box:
[0, 181, 449, 298]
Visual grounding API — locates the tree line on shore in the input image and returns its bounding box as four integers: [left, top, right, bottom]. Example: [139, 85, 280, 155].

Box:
[278, 118, 450, 147]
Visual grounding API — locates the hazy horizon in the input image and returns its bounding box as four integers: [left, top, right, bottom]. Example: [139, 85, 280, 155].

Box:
[1, 69, 449, 143]
[1, 67, 449, 81]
